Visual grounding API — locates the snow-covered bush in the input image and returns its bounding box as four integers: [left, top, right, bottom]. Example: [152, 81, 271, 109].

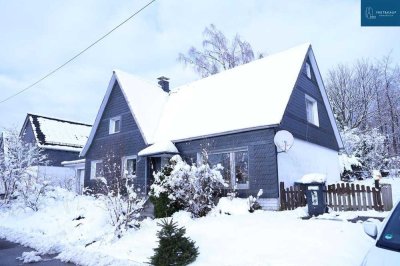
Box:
[14, 171, 50, 211]
[150, 218, 199, 266]
[248, 189, 263, 213]
[0, 128, 47, 205]
[95, 152, 145, 237]
[339, 154, 363, 181]
[150, 155, 228, 218]
[150, 163, 184, 218]
[341, 127, 386, 172]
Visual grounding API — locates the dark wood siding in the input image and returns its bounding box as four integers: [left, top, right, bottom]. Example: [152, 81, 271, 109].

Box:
[280, 58, 339, 151]
[21, 121, 36, 144]
[175, 128, 279, 198]
[84, 82, 147, 191]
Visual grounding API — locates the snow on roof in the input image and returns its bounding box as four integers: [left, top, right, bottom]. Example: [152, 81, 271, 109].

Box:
[114, 70, 168, 144]
[61, 159, 86, 166]
[154, 43, 310, 142]
[138, 140, 179, 157]
[84, 43, 344, 155]
[80, 71, 167, 156]
[27, 114, 92, 152]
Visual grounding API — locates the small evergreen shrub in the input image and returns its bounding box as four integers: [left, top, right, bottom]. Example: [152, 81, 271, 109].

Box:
[150, 164, 184, 218]
[150, 219, 199, 266]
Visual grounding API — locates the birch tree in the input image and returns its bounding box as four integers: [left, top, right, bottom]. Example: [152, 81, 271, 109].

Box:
[178, 24, 261, 77]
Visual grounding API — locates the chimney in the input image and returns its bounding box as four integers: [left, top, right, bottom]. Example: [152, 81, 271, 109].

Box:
[157, 76, 170, 93]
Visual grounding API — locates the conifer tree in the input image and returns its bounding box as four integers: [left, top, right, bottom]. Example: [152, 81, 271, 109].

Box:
[150, 219, 199, 266]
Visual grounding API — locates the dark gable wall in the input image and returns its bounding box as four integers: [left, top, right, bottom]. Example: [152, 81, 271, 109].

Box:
[280, 57, 339, 151]
[175, 128, 279, 198]
[21, 120, 79, 166]
[84, 82, 147, 190]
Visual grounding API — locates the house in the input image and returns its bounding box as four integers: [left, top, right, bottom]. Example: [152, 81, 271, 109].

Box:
[20, 113, 92, 191]
[81, 43, 343, 210]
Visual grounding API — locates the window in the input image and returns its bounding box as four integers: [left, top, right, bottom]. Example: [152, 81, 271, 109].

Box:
[90, 160, 103, 179]
[109, 116, 121, 134]
[122, 155, 137, 177]
[305, 95, 319, 126]
[305, 62, 312, 79]
[206, 149, 249, 189]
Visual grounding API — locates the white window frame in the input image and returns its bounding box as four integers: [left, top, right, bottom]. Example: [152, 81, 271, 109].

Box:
[90, 160, 103, 180]
[122, 155, 137, 177]
[305, 94, 319, 127]
[305, 62, 312, 79]
[201, 148, 250, 190]
[109, 116, 121, 134]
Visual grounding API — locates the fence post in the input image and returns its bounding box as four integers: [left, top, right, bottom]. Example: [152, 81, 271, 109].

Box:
[280, 182, 286, 210]
[381, 184, 393, 211]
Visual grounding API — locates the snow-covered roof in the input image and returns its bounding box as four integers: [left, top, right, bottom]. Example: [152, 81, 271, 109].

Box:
[61, 159, 86, 165]
[23, 114, 92, 152]
[138, 140, 179, 157]
[154, 43, 310, 142]
[114, 70, 168, 144]
[80, 70, 167, 156]
[81, 43, 343, 156]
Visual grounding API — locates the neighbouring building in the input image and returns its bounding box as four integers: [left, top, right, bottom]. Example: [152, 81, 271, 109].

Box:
[20, 113, 92, 192]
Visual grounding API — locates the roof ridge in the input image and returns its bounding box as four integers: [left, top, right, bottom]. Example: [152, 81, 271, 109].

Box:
[113, 69, 161, 89]
[170, 42, 311, 93]
[27, 113, 92, 127]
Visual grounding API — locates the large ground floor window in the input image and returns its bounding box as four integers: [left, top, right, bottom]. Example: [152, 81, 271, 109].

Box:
[206, 149, 249, 189]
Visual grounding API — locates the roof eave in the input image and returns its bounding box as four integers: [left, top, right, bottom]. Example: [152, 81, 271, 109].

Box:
[171, 124, 280, 143]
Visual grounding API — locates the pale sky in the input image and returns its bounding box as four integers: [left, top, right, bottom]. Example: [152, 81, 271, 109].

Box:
[1, 0, 399, 130]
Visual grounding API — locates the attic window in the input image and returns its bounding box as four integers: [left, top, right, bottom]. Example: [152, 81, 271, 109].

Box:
[305, 95, 319, 127]
[305, 62, 312, 79]
[109, 116, 121, 134]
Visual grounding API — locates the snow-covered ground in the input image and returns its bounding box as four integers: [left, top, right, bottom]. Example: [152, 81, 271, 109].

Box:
[0, 177, 399, 266]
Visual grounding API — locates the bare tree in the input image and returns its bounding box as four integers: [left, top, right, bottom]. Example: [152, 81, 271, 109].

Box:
[326, 54, 400, 170]
[326, 60, 375, 130]
[178, 24, 260, 77]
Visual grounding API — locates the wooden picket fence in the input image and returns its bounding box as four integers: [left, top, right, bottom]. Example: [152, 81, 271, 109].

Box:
[326, 183, 383, 211]
[280, 182, 392, 211]
[279, 182, 307, 210]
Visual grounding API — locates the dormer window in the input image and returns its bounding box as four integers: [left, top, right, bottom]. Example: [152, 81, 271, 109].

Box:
[305, 95, 319, 127]
[305, 62, 312, 79]
[109, 116, 121, 134]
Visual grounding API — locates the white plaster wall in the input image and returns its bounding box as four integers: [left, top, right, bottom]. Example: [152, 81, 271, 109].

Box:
[277, 138, 340, 186]
[35, 166, 76, 191]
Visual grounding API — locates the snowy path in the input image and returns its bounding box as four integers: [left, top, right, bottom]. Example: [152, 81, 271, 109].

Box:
[0, 239, 74, 266]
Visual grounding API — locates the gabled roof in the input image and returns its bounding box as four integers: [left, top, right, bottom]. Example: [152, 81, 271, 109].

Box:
[21, 114, 92, 152]
[80, 70, 168, 156]
[155, 43, 311, 142]
[81, 43, 343, 156]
